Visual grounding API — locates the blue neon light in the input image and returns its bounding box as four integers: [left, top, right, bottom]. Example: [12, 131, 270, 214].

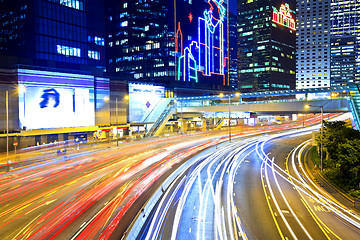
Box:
[178, 0, 226, 83]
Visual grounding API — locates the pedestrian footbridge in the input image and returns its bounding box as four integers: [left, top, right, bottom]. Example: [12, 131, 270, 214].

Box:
[144, 84, 360, 136]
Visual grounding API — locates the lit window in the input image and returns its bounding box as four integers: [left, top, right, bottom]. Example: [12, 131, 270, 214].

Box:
[57, 45, 81, 57]
[88, 50, 100, 60]
[60, 0, 83, 10]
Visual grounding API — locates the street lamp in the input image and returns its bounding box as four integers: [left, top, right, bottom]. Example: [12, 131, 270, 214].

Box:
[6, 90, 9, 157]
[220, 93, 231, 142]
[115, 95, 129, 146]
[305, 104, 324, 171]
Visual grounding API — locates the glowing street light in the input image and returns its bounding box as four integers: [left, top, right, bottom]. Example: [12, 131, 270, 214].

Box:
[305, 104, 324, 171]
[220, 93, 231, 142]
[18, 85, 26, 94]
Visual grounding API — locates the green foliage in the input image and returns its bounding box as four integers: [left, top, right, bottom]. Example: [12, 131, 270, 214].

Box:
[309, 146, 320, 167]
[316, 120, 360, 197]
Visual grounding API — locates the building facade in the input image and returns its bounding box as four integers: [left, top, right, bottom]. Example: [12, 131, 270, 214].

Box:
[330, 0, 360, 85]
[0, 0, 106, 75]
[0, 0, 110, 134]
[296, 0, 331, 90]
[105, 0, 231, 94]
[237, 0, 296, 93]
[296, 0, 360, 89]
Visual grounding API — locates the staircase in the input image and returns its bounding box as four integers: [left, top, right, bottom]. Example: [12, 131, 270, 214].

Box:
[214, 119, 225, 130]
[348, 84, 360, 129]
[145, 100, 175, 137]
[140, 98, 172, 123]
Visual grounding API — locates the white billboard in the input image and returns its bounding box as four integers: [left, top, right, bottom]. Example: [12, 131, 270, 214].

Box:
[129, 83, 165, 122]
[19, 87, 94, 130]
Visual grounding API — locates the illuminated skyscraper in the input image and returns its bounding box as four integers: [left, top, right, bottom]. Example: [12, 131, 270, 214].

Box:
[296, 0, 331, 90]
[296, 0, 360, 89]
[330, 0, 360, 85]
[0, 0, 109, 133]
[0, 0, 106, 76]
[237, 0, 296, 93]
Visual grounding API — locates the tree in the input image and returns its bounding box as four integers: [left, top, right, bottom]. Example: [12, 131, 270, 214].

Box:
[317, 120, 360, 188]
[337, 139, 360, 185]
[319, 121, 360, 171]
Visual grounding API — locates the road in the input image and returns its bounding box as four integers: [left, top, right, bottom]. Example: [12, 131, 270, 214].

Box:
[0, 113, 350, 239]
[139, 117, 360, 239]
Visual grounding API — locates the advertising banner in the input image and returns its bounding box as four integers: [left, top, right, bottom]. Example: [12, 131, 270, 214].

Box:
[20, 86, 94, 130]
[129, 83, 165, 122]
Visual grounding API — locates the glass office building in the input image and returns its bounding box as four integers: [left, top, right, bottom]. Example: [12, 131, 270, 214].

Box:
[237, 0, 296, 93]
[296, 0, 360, 89]
[0, 0, 110, 132]
[330, 0, 360, 85]
[0, 0, 106, 76]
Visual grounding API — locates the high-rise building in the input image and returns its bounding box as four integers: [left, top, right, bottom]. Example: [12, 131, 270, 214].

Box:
[0, 0, 110, 134]
[330, 0, 360, 85]
[228, 11, 238, 91]
[296, 0, 360, 89]
[0, 0, 106, 76]
[237, 0, 296, 93]
[105, 0, 231, 94]
[296, 0, 331, 90]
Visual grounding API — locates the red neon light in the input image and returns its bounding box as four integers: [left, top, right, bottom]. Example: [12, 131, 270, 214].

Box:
[272, 3, 296, 31]
[188, 13, 193, 22]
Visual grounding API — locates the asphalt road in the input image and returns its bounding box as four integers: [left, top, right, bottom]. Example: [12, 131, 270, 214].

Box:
[0, 113, 350, 239]
[139, 125, 360, 240]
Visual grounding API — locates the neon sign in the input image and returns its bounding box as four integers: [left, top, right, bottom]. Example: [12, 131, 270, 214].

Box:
[177, 0, 226, 84]
[272, 3, 296, 31]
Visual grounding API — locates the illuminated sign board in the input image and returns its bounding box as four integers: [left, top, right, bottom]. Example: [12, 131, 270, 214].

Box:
[128, 83, 165, 122]
[18, 69, 95, 130]
[272, 3, 296, 31]
[20, 87, 94, 130]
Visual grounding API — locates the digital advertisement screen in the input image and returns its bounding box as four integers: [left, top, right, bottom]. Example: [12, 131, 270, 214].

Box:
[129, 83, 165, 122]
[19, 86, 94, 130]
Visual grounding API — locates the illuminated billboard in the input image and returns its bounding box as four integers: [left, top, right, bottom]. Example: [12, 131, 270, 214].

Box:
[129, 83, 165, 122]
[18, 68, 95, 130]
[19, 87, 94, 130]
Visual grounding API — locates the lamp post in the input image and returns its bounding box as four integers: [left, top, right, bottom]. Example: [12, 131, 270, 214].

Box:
[6, 90, 9, 157]
[116, 97, 118, 146]
[228, 94, 231, 142]
[180, 100, 183, 134]
[305, 104, 324, 171]
[220, 93, 231, 142]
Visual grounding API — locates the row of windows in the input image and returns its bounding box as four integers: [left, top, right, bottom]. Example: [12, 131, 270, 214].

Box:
[88, 36, 105, 46]
[48, 0, 84, 11]
[57, 44, 81, 57]
[239, 67, 294, 74]
[56, 44, 101, 60]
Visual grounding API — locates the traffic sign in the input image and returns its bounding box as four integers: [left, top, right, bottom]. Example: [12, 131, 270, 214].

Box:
[13, 142, 18, 147]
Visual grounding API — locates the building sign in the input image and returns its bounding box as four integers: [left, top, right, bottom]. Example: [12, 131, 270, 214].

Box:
[128, 83, 165, 122]
[272, 3, 296, 31]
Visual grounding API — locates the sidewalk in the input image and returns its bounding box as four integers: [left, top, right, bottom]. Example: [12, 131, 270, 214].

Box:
[304, 149, 358, 211]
